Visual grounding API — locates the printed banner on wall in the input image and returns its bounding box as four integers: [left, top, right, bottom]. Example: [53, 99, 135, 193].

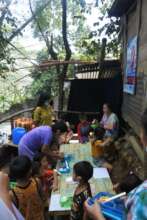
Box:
[124, 36, 138, 95]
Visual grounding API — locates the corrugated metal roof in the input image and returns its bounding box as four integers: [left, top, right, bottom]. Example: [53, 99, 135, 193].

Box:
[109, 0, 136, 17]
[75, 60, 121, 79]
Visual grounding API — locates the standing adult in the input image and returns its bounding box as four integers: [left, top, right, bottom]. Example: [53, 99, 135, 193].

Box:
[100, 103, 119, 140]
[18, 121, 67, 160]
[33, 93, 52, 126]
[84, 109, 147, 220]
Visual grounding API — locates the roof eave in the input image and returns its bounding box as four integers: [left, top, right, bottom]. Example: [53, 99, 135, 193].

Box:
[109, 0, 136, 17]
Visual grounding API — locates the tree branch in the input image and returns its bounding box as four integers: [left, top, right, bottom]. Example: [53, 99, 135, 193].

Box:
[47, 35, 58, 60]
[29, 0, 48, 44]
[7, 0, 51, 42]
[58, 0, 72, 110]
[3, 38, 35, 65]
[29, 0, 58, 61]
[61, 0, 72, 79]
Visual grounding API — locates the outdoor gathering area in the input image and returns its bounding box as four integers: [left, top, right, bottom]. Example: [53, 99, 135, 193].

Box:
[0, 0, 147, 220]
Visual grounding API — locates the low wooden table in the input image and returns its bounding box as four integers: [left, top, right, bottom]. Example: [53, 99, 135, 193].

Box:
[49, 143, 114, 216]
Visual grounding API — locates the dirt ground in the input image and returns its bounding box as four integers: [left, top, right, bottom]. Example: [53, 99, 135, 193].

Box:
[110, 138, 144, 184]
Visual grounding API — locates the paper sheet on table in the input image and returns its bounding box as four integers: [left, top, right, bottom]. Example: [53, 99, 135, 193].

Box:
[93, 168, 110, 179]
[49, 194, 70, 212]
[66, 176, 74, 183]
[69, 140, 79, 144]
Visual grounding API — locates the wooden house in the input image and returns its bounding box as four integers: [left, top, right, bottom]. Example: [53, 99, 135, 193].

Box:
[110, 0, 147, 134]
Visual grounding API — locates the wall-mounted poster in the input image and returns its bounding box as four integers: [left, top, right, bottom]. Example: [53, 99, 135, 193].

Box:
[124, 36, 138, 95]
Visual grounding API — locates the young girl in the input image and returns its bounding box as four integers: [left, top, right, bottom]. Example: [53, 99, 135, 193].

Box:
[71, 161, 93, 220]
[9, 156, 44, 220]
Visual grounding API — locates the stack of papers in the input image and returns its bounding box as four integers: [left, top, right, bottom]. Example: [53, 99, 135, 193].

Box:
[93, 168, 110, 179]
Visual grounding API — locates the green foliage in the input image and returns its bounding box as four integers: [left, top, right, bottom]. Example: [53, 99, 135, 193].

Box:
[0, 0, 121, 112]
[29, 68, 59, 97]
[90, 1, 121, 57]
[28, 0, 95, 100]
[0, 76, 29, 112]
[36, 48, 49, 62]
[32, 0, 62, 39]
[0, 0, 19, 74]
[75, 38, 101, 61]
[31, 0, 91, 58]
[27, 48, 57, 97]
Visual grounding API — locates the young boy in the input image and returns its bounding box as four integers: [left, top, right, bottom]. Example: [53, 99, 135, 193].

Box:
[9, 156, 44, 220]
[71, 161, 93, 220]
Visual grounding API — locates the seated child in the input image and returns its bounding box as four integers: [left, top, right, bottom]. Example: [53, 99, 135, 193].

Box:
[33, 152, 58, 194]
[77, 115, 90, 143]
[9, 156, 44, 220]
[89, 127, 112, 170]
[71, 161, 93, 220]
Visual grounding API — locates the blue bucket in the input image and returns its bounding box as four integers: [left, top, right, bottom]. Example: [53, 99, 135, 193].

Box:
[12, 127, 26, 145]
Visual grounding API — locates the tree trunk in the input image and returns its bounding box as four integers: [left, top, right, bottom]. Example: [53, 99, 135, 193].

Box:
[28, 0, 71, 112]
[59, 0, 71, 111]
